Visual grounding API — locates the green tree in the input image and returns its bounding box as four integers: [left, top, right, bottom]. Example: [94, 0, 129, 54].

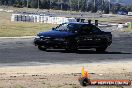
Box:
[30, 0, 38, 8]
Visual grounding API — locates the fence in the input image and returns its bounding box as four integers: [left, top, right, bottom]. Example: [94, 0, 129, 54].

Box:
[11, 13, 77, 24]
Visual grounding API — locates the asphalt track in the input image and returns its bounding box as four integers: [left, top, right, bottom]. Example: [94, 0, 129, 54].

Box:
[0, 32, 132, 66]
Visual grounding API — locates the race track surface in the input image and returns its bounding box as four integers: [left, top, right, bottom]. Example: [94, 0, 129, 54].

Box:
[0, 32, 132, 66]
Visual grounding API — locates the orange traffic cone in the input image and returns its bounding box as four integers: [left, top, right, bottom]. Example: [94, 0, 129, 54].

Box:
[81, 67, 89, 78]
[79, 67, 91, 86]
[84, 71, 89, 78]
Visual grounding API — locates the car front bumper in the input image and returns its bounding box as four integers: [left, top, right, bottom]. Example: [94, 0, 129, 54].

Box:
[34, 38, 66, 48]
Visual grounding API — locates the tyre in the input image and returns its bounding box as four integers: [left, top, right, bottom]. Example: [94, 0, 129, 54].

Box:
[96, 46, 107, 53]
[38, 46, 47, 51]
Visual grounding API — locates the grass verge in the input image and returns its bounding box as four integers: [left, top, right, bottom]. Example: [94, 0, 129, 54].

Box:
[0, 12, 57, 37]
[0, 22, 57, 37]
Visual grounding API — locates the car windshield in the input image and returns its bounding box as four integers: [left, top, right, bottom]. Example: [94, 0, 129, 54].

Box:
[55, 23, 81, 32]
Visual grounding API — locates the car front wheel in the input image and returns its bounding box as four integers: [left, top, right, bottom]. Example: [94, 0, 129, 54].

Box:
[38, 46, 47, 51]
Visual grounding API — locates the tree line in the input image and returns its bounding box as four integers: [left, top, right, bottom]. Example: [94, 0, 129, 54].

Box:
[0, 0, 132, 13]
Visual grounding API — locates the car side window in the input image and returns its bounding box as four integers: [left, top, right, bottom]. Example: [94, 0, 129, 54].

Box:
[59, 23, 68, 31]
[55, 23, 69, 31]
[80, 24, 101, 34]
[91, 25, 101, 33]
[80, 24, 91, 34]
[67, 24, 81, 32]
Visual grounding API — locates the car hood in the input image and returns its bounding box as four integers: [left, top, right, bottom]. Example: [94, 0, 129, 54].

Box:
[38, 30, 74, 38]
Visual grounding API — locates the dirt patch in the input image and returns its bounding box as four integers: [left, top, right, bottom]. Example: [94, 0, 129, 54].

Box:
[0, 61, 131, 88]
[0, 73, 131, 88]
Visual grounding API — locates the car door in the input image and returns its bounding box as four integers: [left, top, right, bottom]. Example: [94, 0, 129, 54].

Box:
[77, 24, 94, 47]
[90, 25, 102, 46]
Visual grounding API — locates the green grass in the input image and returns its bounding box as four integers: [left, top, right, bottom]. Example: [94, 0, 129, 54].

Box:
[123, 28, 132, 32]
[0, 12, 57, 37]
[0, 22, 57, 37]
[0, 12, 108, 37]
[0, 9, 132, 37]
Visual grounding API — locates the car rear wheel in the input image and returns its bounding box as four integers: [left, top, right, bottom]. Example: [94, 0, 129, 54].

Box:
[38, 46, 47, 51]
[96, 46, 107, 53]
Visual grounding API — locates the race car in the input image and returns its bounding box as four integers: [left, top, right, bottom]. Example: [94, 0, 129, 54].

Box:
[34, 22, 112, 52]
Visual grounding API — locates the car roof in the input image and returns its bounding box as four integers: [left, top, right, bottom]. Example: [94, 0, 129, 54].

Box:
[65, 22, 95, 26]
[66, 22, 88, 24]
